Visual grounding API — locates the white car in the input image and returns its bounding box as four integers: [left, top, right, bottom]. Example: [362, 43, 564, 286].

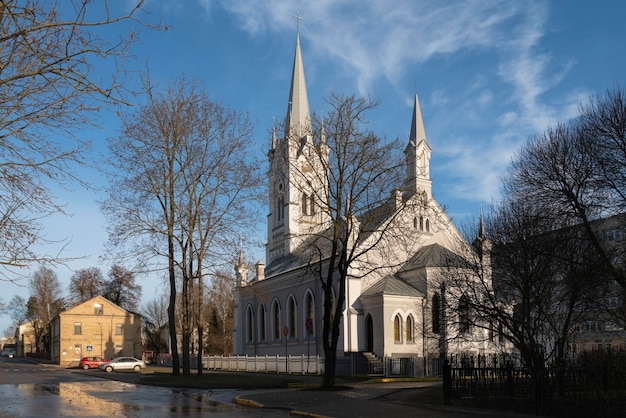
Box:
[99, 357, 145, 372]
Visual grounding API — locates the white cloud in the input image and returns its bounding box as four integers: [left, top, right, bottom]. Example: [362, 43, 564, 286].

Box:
[218, 0, 523, 94]
[215, 0, 586, 211]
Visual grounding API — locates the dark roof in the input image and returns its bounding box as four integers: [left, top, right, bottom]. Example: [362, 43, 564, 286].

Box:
[401, 243, 466, 269]
[361, 275, 423, 297]
[264, 228, 336, 277]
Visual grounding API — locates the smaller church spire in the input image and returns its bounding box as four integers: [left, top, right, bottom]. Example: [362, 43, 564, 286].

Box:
[404, 91, 432, 200]
[271, 122, 277, 150]
[478, 204, 486, 239]
[409, 93, 428, 145]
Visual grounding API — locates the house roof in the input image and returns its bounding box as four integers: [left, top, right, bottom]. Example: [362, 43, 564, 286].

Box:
[59, 295, 138, 317]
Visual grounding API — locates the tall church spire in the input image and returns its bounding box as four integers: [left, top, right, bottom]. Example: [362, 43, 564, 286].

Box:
[409, 93, 428, 145]
[284, 32, 311, 139]
[404, 92, 432, 200]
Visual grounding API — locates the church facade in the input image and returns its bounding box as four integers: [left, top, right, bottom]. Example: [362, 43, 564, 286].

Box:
[233, 33, 505, 361]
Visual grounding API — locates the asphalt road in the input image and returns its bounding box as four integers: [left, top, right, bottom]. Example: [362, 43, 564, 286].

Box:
[0, 357, 287, 417]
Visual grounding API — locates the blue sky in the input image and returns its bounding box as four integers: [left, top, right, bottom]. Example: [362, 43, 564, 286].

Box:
[2, 0, 625, 333]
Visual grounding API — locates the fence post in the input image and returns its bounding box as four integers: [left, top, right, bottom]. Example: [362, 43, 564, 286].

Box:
[443, 359, 452, 406]
[506, 361, 514, 399]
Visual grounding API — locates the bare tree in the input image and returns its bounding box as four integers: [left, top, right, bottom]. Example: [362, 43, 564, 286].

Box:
[101, 264, 141, 311]
[0, 0, 153, 281]
[509, 89, 626, 292]
[580, 87, 626, 215]
[29, 266, 65, 352]
[68, 267, 105, 305]
[4, 294, 27, 336]
[142, 295, 169, 358]
[103, 74, 260, 375]
[204, 272, 235, 355]
[283, 93, 412, 388]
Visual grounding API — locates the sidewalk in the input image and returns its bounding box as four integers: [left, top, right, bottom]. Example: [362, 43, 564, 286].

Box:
[234, 380, 537, 418]
[24, 357, 535, 417]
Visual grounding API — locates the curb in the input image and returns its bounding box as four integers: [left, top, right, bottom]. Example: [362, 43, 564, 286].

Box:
[234, 396, 264, 409]
[234, 395, 331, 418]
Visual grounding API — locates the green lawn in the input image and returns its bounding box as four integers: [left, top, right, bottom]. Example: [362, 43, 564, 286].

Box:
[138, 372, 305, 389]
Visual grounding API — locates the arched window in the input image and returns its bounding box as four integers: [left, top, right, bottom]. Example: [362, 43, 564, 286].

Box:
[304, 291, 314, 336]
[393, 314, 401, 342]
[426, 219, 430, 232]
[288, 296, 297, 338]
[406, 315, 414, 342]
[458, 296, 470, 334]
[272, 300, 281, 340]
[259, 304, 267, 342]
[302, 193, 315, 216]
[432, 293, 440, 334]
[413, 217, 417, 229]
[246, 306, 253, 343]
[419, 216, 424, 231]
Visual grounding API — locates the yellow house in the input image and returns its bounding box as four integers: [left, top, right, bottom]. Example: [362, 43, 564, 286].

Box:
[50, 296, 143, 367]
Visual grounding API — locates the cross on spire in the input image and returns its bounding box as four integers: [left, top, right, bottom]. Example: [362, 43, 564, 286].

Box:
[293, 11, 303, 33]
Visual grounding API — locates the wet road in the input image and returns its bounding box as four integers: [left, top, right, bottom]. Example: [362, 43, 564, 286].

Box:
[0, 358, 288, 417]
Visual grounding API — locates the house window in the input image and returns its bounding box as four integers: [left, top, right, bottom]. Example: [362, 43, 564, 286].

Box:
[115, 323, 123, 336]
[272, 301, 281, 340]
[394, 314, 401, 342]
[94, 303, 103, 315]
[74, 322, 82, 335]
[259, 304, 266, 342]
[406, 315, 414, 342]
[115, 345, 123, 355]
[288, 297, 297, 338]
[432, 293, 440, 334]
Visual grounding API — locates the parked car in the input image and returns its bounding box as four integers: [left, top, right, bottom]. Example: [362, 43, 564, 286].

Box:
[79, 356, 108, 370]
[99, 357, 145, 372]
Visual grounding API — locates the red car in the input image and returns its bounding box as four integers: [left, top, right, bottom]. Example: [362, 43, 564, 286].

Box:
[79, 356, 109, 370]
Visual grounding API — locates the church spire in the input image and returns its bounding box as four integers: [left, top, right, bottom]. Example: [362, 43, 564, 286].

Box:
[409, 93, 428, 145]
[284, 32, 311, 139]
[404, 91, 432, 200]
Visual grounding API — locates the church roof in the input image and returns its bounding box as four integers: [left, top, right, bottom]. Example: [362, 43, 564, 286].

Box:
[284, 33, 310, 139]
[265, 226, 335, 276]
[402, 243, 466, 269]
[361, 275, 423, 297]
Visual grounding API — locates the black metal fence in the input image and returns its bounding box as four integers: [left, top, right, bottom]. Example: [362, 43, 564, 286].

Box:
[443, 352, 626, 417]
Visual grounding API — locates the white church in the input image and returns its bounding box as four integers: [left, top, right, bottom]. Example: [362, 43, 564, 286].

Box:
[233, 32, 504, 363]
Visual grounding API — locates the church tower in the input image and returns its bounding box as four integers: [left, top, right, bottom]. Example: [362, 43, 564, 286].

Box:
[266, 32, 328, 264]
[404, 93, 433, 201]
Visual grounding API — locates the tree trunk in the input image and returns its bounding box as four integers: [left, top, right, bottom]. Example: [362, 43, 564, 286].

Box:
[168, 235, 180, 375]
[197, 274, 204, 375]
[322, 350, 336, 388]
[182, 275, 191, 375]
